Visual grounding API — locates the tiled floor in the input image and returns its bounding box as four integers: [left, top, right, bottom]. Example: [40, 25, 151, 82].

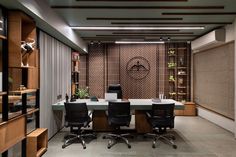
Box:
[44, 117, 236, 157]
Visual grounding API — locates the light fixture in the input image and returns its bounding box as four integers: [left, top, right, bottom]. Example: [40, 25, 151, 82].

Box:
[115, 41, 165, 44]
[160, 37, 163, 41]
[90, 41, 94, 45]
[167, 37, 171, 41]
[0, 20, 3, 23]
[98, 41, 101, 45]
[71, 26, 204, 30]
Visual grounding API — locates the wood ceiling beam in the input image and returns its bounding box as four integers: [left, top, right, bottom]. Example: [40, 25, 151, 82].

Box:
[87, 17, 183, 20]
[76, 0, 188, 1]
[162, 12, 236, 15]
[96, 34, 197, 37]
[112, 32, 194, 34]
[51, 6, 224, 9]
[111, 22, 232, 25]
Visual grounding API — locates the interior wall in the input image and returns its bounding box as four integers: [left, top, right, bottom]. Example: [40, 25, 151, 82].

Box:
[39, 31, 71, 138]
[193, 42, 235, 119]
[86, 43, 168, 98]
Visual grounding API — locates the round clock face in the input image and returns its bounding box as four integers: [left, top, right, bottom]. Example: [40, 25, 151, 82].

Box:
[126, 56, 150, 80]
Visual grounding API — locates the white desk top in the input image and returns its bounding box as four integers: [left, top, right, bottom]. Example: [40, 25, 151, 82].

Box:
[52, 99, 184, 110]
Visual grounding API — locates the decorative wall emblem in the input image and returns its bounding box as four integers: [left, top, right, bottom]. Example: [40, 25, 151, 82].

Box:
[126, 56, 150, 80]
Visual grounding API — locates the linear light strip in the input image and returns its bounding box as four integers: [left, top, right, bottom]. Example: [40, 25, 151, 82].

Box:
[115, 41, 165, 44]
[71, 26, 204, 30]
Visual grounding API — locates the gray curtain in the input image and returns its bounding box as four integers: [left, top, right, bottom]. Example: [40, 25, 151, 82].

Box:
[39, 31, 71, 138]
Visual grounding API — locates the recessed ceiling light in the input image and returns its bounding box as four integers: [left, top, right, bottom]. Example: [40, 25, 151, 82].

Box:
[71, 26, 204, 30]
[115, 41, 165, 44]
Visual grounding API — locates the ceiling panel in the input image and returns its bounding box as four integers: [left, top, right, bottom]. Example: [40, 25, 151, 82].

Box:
[47, 0, 236, 42]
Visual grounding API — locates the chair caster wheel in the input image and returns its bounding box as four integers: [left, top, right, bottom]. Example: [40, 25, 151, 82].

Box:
[128, 145, 131, 149]
[83, 146, 86, 149]
[152, 144, 156, 148]
[107, 146, 111, 149]
[173, 145, 177, 149]
[103, 136, 106, 139]
[62, 145, 66, 149]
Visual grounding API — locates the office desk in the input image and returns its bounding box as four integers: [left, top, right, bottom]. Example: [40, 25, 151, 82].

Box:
[52, 99, 184, 133]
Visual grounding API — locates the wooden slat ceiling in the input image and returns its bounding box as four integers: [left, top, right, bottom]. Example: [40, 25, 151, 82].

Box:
[47, 0, 236, 42]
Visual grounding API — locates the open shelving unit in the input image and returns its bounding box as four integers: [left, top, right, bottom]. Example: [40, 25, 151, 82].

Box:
[166, 43, 195, 116]
[71, 52, 80, 95]
[166, 43, 191, 102]
[4, 10, 48, 156]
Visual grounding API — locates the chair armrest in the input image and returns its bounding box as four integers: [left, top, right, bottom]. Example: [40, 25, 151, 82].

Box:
[146, 111, 152, 118]
[88, 110, 93, 118]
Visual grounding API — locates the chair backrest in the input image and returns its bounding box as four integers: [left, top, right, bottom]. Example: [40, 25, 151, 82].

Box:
[108, 101, 130, 119]
[151, 103, 175, 119]
[107, 84, 122, 99]
[64, 102, 89, 124]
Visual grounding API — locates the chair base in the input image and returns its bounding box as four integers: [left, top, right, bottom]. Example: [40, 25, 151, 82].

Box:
[103, 133, 133, 149]
[145, 132, 177, 149]
[62, 133, 96, 149]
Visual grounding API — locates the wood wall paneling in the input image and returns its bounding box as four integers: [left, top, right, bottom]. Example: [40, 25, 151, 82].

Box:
[120, 44, 157, 98]
[79, 55, 87, 88]
[88, 44, 105, 98]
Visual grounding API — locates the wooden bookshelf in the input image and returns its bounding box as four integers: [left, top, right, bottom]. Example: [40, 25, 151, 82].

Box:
[71, 52, 80, 95]
[8, 11, 39, 91]
[166, 43, 190, 102]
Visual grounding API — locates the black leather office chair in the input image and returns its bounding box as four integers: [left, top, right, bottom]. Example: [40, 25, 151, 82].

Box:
[107, 84, 122, 99]
[62, 102, 96, 149]
[145, 103, 177, 149]
[103, 101, 132, 149]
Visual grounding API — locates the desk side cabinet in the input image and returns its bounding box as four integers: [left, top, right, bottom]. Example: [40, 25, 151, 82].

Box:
[175, 102, 196, 116]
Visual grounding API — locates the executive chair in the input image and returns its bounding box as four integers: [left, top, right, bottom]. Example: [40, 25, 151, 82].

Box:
[107, 84, 123, 99]
[103, 101, 132, 149]
[62, 102, 96, 149]
[145, 103, 177, 149]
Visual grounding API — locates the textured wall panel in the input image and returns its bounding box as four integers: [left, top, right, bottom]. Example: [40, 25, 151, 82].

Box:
[79, 55, 87, 88]
[193, 42, 235, 119]
[88, 44, 105, 98]
[107, 44, 120, 90]
[119, 44, 158, 99]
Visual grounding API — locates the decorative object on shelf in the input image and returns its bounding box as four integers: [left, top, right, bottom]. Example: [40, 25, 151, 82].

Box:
[167, 62, 176, 68]
[19, 85, 27, 91]
[126, 56, 150, 80]
[178, 78, 184, 85]
[72, 52, 80, 61]
[179, 57, 184, 66]
[75, 87, 89, 99]
[169, 75, 175, 82]
[8, 76, 13, 90]
[178, 70, 186, 75]
[65, 93, 69, 103]
[169, 92, 176, 96]
[21, 38, 35, 53]
[168, 49, 175, 55]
